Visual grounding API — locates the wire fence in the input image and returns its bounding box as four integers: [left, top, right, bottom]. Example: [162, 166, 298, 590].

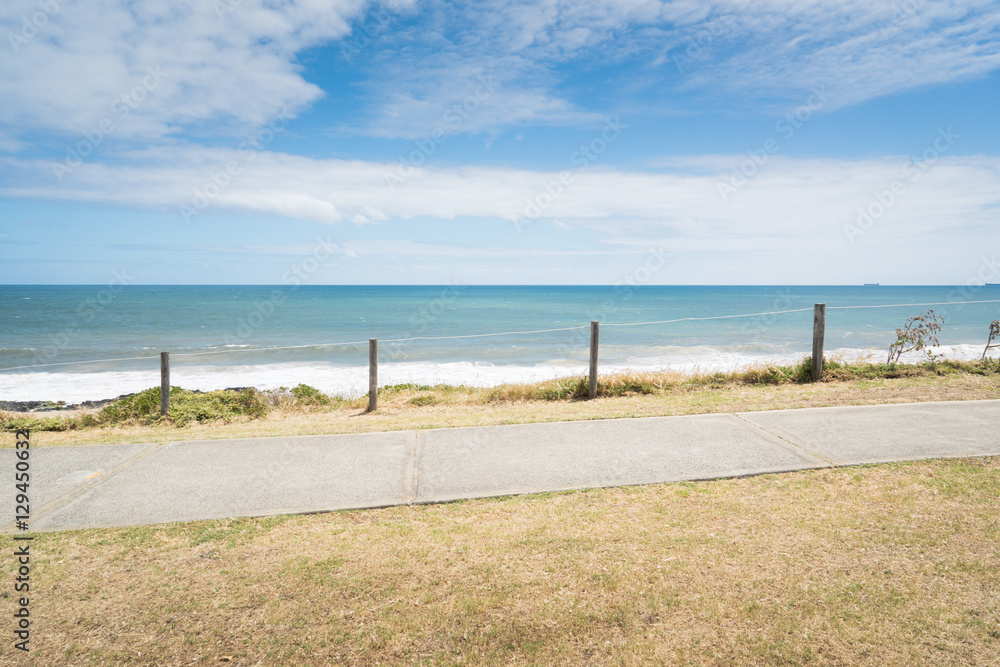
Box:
[2, 299, 999, 374]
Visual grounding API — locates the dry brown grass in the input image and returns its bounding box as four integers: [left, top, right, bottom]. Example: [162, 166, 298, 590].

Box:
[10, 364, 1000, 448]
[12, 457, 1000, 665]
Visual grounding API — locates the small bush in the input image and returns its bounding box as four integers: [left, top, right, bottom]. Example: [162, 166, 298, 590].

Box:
[0, 414, 76, 432]
[97, 387, 164, 424]
[888, 309, 944, 364]
[168, 388, 268, 426]
[290, 384, 331, 406]
[78, 413, 101, 428]
[984, 320, 1000, 360]
[96, 386, 269, 427]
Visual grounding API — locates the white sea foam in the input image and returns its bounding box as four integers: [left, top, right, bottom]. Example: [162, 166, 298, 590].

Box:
[0, 343, 991, 404]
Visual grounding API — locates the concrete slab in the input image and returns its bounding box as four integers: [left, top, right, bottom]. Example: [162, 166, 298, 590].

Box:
[415, 413, 824, 503]
[739, 400, 1000, 465]
[7, 400, 998, 533]
[0, 443, 157, 528]
[32, 432, 414, 531]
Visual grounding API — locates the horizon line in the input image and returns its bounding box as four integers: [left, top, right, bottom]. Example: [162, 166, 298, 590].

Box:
[2, 284, 991, 288]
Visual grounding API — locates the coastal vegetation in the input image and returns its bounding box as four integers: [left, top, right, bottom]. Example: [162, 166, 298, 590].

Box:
[2, 357, 998, 445]
[887, 309, 945, 364]
[984, 320, 1000, 359]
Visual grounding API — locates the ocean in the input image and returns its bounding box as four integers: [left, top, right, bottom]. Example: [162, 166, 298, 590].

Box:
[1, 285, 998, 402]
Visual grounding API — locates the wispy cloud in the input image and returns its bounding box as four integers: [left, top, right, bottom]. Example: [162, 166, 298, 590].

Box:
[339, 0, 1000, 137]
[3, 148, 998, 246]
[691, 0, 1000, 109]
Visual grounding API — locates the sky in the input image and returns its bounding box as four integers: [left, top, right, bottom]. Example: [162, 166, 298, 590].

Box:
[1, 0, 999, 286]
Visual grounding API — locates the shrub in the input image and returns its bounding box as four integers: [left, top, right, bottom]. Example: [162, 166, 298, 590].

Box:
[0, 414, 76, 432]
[290, 384, 331, 406]
[97, 387, 164, 424]
[168, 388, 268, 426]
[888, 309, 944, 364]
[983, 320, 1000, 360]
[96, 387, 269, 427]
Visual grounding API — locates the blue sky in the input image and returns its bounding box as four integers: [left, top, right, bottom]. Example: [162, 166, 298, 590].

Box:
[1, 0, 999, 285]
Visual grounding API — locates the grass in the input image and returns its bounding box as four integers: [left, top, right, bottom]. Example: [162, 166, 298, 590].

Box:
[2, 358, 999, 448]
[96, 386, 270, 426]
[11, 456, 1000, 665]
[0, 383, 338, 434]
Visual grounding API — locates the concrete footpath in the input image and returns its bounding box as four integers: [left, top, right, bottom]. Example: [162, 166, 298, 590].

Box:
[3, 399, 999, 533]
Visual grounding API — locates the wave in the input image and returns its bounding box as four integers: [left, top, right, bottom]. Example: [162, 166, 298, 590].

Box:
[0, 343, 991, 403]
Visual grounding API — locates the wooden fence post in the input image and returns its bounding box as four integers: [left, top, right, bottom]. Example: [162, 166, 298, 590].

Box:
[812, 304, 826, 382]
[589, 321, 599, 399]
[160, 351, 170, 416]
[368, 338, 378, 412]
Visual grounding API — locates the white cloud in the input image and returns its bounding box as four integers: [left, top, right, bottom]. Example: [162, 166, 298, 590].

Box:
[2, 0, 998, 146]
[2, 147, 998, 258]
[2, 142, 997, 283]
[0, 0, 369, 141]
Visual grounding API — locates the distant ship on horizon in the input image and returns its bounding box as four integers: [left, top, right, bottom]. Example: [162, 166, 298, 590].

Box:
[863, 282, 880, 286]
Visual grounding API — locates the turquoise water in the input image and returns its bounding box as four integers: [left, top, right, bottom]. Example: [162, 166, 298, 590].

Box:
[1, 285, 998, 401]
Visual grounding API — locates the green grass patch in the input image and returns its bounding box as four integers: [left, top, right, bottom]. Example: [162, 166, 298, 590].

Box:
[0, 386, 271, 431]
[288, 383, 332, 406]
[97, 386, 269, 427]
[0, 414, 80, 433]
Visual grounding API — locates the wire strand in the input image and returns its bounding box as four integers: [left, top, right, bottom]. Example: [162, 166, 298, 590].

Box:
[0, 341, 374, 371]
[0, 355, 160, 372]
[171, 340, 371, 358]
[602, 308, 814, 327]
[3, 300, 999, 372]
[380, 325, 590, 343]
